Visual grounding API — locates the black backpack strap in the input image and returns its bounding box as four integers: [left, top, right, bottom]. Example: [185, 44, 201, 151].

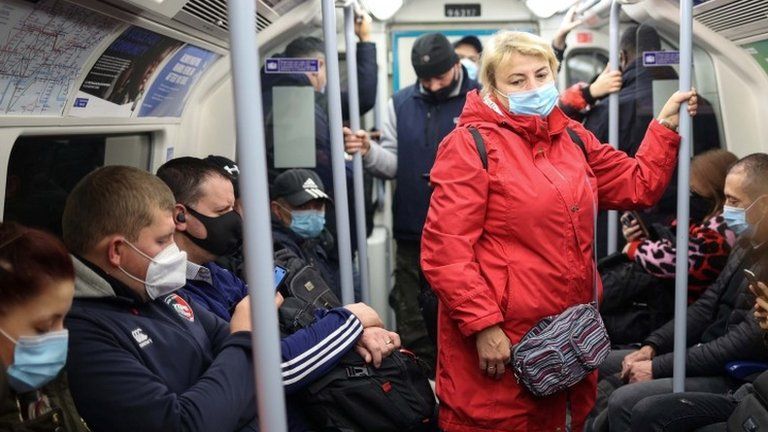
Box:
[468, 127, 488, 171]
[566, 127, 588, 162]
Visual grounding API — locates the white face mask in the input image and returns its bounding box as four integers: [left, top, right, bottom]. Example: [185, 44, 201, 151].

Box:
[119, 241, 187, 300]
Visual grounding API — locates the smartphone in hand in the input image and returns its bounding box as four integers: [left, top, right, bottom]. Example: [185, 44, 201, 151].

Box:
[274, 265, 288, 291]
[621, 211, 650, 238]
[744, 269, 760, 287]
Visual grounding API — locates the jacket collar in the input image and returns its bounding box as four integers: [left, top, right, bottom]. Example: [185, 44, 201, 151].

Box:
[73, 255, 145, 304]
[459, 90, 570, 144]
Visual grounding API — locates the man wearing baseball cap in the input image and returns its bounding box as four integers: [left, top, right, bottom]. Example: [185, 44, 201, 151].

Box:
[270, 168, 341, 299]
[454, 35, 483, 81]
[342, 32, 481, 372]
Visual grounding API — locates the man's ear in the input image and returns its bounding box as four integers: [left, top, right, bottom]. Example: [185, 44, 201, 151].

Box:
[270, 201, 290, 225]
[106, 235, 126, 269]
[174, 203, 187, 231]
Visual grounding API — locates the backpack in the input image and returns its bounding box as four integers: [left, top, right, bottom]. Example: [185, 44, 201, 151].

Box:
[728, 371, 768, 431]
[274, 259, 437, 431]
[301, 349, 437, 432]
[274, 247, 342, 309]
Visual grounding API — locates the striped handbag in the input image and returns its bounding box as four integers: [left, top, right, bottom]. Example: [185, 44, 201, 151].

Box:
[510, 195, 610, 397]
[511, 302, 611, 397]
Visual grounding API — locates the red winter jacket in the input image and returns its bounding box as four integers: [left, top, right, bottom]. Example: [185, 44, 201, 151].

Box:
[421, 90, 680, 432]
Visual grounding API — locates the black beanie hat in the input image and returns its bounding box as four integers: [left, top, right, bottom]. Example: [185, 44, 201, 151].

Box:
[411, 33, 459, 79]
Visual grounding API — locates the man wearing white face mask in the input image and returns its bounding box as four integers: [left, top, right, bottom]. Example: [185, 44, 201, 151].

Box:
[61, 166, 261, 432]
[454, 35, 483, 81]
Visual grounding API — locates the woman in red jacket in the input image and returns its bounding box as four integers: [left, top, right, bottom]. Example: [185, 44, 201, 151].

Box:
[420, 30, 698, 432]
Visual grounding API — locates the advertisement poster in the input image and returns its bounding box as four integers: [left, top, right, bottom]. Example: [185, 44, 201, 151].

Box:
[138, 44, 219, 117]
[70, 26, 183, 117]
[0, 0, 117, 115]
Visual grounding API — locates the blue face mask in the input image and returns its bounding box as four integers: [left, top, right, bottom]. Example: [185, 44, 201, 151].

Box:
[0, 328, 68, 393]
[460, 58, 478, 81]
[290, 210, 326, 239]
[497, 81, 559, 117]
[723, 205, 750, 236]
[724, 197, 768, 238]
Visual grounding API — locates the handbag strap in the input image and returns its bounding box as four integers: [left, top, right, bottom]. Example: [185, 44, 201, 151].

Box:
[571, 129, 599, 307]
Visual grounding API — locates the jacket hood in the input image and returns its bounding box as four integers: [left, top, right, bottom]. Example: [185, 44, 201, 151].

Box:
[73, 256, 116, 299]
[457, 89, 572, 141]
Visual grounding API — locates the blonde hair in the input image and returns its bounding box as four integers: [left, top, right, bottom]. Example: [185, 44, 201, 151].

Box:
[479, 31, 559, 97]
[62, 166, 176, 255]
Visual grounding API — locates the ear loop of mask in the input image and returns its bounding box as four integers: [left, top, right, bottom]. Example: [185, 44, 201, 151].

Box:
[116, 239, 153, 285]
[0, 326, 17, 344]
[748, 195, 768, 248]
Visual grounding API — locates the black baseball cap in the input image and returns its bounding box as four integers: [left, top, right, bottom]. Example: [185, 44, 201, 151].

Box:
[453, 35, 483, 54]
[205, 155, 240, 198]
[271, 169, 331, 206]
[411, 33, 459, 79]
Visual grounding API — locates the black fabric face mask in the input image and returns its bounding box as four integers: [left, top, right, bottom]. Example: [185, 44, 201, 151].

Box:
[690, 191, 715, 223]
[428, 69, 460, 103]
[185, 206, 243, 257]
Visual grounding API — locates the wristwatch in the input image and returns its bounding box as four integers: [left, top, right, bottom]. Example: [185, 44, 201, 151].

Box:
[657, 118, 678, 132]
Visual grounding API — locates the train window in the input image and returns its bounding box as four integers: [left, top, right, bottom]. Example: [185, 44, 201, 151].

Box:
[565, 49, 608, 87]
[3, 133, 152, 236]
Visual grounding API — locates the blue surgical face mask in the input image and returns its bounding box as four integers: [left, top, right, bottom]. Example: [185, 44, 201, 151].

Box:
[723, 197, 767, 238]
[723, 205, 749, 236]
[497, 81, 559, 117]
[460, 58, 478, 81]
[290, 210, 326, 239]
[0, 327, 68, 393]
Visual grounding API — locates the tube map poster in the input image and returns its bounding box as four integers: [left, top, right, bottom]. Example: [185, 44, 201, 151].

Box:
[0, 0, 118, 115]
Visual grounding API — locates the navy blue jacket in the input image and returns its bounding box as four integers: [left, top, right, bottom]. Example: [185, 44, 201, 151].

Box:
[68, 258, 363, 432]
[392, 71, 481, 241]
[66, 258, 258, 432]
[183, 262, 247, 321]
[179, 260, 360, 396]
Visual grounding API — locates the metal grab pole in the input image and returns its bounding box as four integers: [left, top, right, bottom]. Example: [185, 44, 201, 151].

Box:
[323, 0, 355, 304]
[607, 0, 621, 255]
[226, 1, 287, 430]
[673, 0, 694, 393]
[344, 5, 371, 304]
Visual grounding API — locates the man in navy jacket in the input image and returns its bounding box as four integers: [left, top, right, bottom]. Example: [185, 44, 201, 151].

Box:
[62, 166, 261, 432]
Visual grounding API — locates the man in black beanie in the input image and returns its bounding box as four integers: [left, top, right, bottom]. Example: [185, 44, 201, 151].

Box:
[342, 32, 481, 373]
